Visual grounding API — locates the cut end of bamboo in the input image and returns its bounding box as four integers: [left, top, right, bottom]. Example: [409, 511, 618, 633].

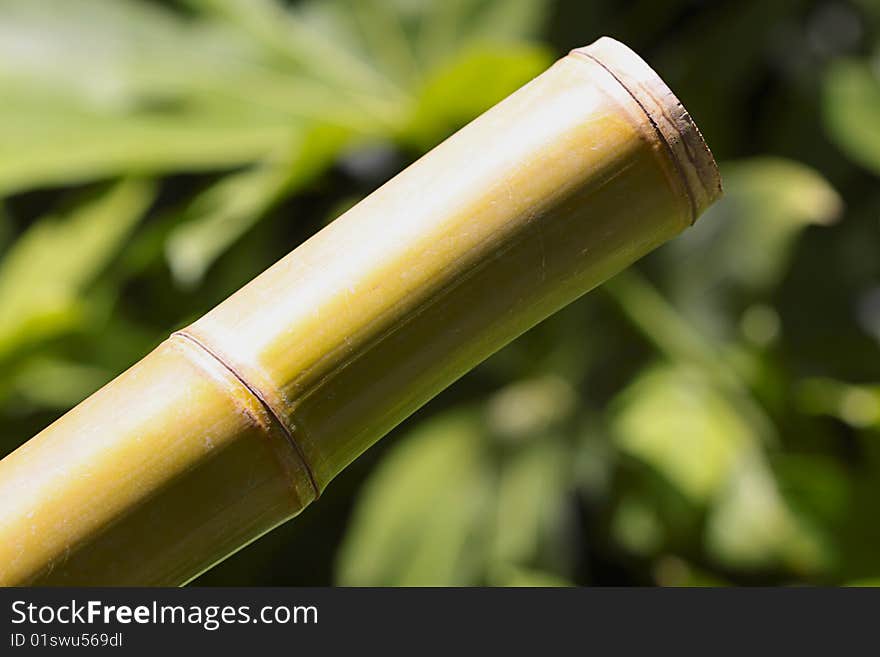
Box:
[572, 37, 722, 223]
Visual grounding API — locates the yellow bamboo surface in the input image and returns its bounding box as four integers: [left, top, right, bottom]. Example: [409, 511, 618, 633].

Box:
[0, 37, 721, 585]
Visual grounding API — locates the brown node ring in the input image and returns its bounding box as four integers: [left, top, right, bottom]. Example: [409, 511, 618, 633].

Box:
[572, 37, 722, 224]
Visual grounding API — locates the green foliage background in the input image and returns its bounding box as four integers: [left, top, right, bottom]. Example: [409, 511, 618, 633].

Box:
[1, 0, 879, 586]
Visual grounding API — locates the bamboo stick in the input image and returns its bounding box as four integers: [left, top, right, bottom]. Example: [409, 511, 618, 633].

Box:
[0, 37, 721, 586]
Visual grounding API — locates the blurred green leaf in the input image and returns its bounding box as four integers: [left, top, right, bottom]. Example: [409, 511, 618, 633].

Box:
[796, 377, 880, 429]
[492, 565, 572, 587]
[6, 356, 110, 409]
[0, 101, 300, 196]
[190, 0, 552, 123]
[0, 0, 387, 194]
[166, 124, 352, 285]
[307, 0, 549, 79]
[404, 43, 552, 146]
[663, 158, 841, 330]
[0, 179, 154, 361]
[611, 364, 756, 504]
[652, 556, 729, 586]
[706, 455, 830, 574]
[337, 376, 578, 587]
[485, 375, 577, 440]
[165, 166, 290, 288]
[185, 0, 406, 102]
[336, 411, 492, 585]
[604, 270, 779, 447]
[773, 454, 851, 536]
[611, 494, 664, 556]
[413, 0, 548, 68]
[490, 438, 569, 575]
[824, 58, 880, 175]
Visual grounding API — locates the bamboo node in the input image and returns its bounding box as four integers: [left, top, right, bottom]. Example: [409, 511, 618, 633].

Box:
[571, 37, 722, 224]
[172, 330, 321, 499]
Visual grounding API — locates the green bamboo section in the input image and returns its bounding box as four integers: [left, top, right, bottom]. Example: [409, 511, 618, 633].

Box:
[0, 37, 720, 586]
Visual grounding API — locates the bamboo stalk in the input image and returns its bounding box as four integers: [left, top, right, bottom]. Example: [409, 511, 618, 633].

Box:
[0, 37, 721, 586]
